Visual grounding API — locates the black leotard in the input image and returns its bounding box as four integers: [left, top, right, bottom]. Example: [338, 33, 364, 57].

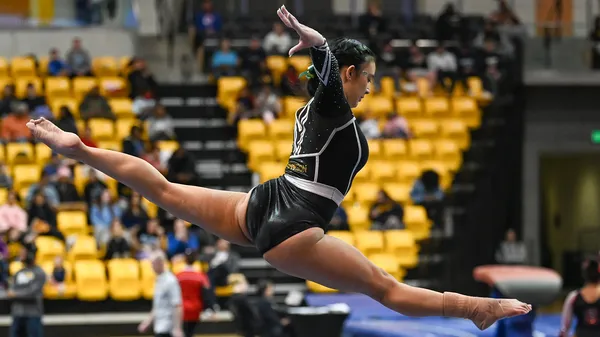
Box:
[561, 290, 600, 337]
[245, 41, 370, 254]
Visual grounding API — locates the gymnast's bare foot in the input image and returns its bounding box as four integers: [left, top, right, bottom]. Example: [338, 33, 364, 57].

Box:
[470, 297, 532, 330]
[26, 117, 84, 158]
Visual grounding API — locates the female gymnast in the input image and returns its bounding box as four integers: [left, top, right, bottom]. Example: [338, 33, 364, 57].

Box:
[27, 5, 530, 330]
[560, 258, 600, 337]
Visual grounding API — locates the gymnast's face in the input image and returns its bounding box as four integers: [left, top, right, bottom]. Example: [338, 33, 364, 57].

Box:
[342, 61, 375, 108]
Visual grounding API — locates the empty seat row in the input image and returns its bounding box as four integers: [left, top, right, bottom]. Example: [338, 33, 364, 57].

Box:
[0, 56, 131, 78]
[0, 76, 129, 100]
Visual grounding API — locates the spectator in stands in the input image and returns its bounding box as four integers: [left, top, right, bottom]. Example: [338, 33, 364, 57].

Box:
[230, 86, 256, 125]
[360, 0, 387, 42]
[132, 218, 165, 260]
[254, 84, 281, 125]
[242, 36, 268, 88]
[410, 169, 444, 227]
[47, 49, 69, 77]
[104, 219, 132, 260]
[428, 43, 458, 95]
[405, 45, 434, 95]
[42, 153, 62, 179]
[189, 0, 223, 73]
[143, 142, 168, 175]
[1, 103, 32, 143]
[370, 190, 404, 230]
[167, 219, 200, 261]
[435, 3, 463, 42]
[255, 279, 290, 337]
[122, 125, 146, 158]
[121, 192, 149, 230]
[328, 206, 350, 231]
[132, 91, 156, 120]
[495, 229, 528, 265]
[49, 255, 66, 296]
[382, 112, 411, 139]
[83, 169, 107, 205]
[27, 191, 63, 241]
[167, 147, 198, 186]
[0, 191, 27, 234]
[211, 38, 240, 79]
[207, 239, 240, 287]
[456, 42, 479, 93]
[66, 37, 92, 77]
[473, 19, 514, 57]
[91, 189, 122, 245]
[79, 87, 115, 120]
[127, 57, 158, 100]
[0, 162, 13, 189]
[263, 22, 293, 56]
[359, 109, 381, 139]
[492, 0, 526, 43]
[279, 65, 300, 96]
[147, 105, 176, 141]
[590, 17, 600, 70]
[26, 172, 59, 209]
[0, 242, 7, 288]
[229, 274, 258, 337]
[55, 106, 78, 135]
[21, 83, 46, 112]
[54, 166, 81, 203]
[0, 85, 18, 116]
[378, 41, 402, 87]
[26, 102, 53, 122]
[80, 126, 98, 148]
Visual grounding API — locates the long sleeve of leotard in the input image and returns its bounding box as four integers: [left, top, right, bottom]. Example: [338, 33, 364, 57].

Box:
[309, 42, 349, 117]
[560, 290, 577, 335]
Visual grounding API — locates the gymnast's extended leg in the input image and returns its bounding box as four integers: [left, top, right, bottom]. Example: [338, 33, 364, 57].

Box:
[27, 118, 252, 247]
[264, 228, 531, 330]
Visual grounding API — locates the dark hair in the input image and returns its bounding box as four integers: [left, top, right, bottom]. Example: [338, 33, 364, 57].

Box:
[421, 169, 440, 192]
[184, 249, 197, 266]
[584, 259, 600, 283]
[256, 279, 272, 296]
[306, 38, 376, 97]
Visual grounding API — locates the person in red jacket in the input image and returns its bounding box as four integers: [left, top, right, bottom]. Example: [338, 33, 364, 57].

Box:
[176, 249, 216, 337]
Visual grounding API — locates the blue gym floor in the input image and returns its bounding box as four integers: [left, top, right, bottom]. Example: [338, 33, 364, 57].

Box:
[306, 294, 566, 337]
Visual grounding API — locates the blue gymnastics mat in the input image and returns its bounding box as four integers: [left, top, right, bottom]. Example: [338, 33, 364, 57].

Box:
[305, 294, 565, 337]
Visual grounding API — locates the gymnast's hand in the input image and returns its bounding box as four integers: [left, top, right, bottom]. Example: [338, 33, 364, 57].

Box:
[26, 117, 85, 159]
[277, 5, 326, 56]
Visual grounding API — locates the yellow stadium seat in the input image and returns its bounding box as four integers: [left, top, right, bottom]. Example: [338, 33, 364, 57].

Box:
[288, 55, 311, 73]
[13, 164, 42, 190]
[41, 261, 77, 299]
[396, 97, 422, 118]
[116, 118, 139, 140]
[140, 260, 156, 299]
[157, 140, 179, 153]
[266, 55, 288, 85]
[258, 162, 286, 182]
[247, 141, 275, 171]
[382, 139, 408, 159]
[0, 58, 8, 77]
[10, 261, 24, 275]
[346, 203, 370, 231]
[6, 143, 34, 165]
[88, 119, 115, 140]
[306, 280, 338, 293]
[35, 142, 53, 165]
[58, 211, 88, 236]
[107, 258, 142, 301]
[37, 56, 49, 77]
[217, 77, 246, 111]
[369, 253, 404, 281]
[109, 98, 134, 117]
[396, 161, 421, 184]
[370, 161, 396, 183]
[352, 182, 380, 203]
[424, 97, 450, 117]
[45, 77, 71, 99]
[384, 230, 419, 268]
[92, 57, 119, 76]
[18, 187, 28, 204]
[50, 97, 79, 119]
[97, 140, 122, 152]
[35, 236, 66, 263]
[0, 188, 7, 205]
[74, 260, 108, 301]
[403, 205, 431, 240]
[435, 140, 462, 171]
[380, 77, 397, 98]
[467, 77, 492, 104]
[11, 57, 36, 77]
[119, 56, 132, 75]
[440, 119, 470, 149]
[15, 77, 42, 98]
[283, 96, 307, 117]
[366, 95, 394, 118]
[408, 139, 434, 160]
[452, 97, 481, 128]
[172, 261, 202, 275]
[238, 120, 267, 151]
[409, 119, 439, 139]
[416, 77, 431, 97]
[354, 231, 384, 256]
[73, 77, 98, 101]
[274, 140, 292, 161]
[69, 235, 98, 261]
[327, 230, 355, 245]
[99, 77, 127, 97]
[367, 140, 382, 160]
[383, 183, 411, 204]
[268, 119, 294, 140]
[353, 164, 371, 183]
[142, 198, 158, 218]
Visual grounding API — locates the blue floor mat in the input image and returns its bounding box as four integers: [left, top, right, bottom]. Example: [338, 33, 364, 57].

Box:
[306, 294, 566, 337]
